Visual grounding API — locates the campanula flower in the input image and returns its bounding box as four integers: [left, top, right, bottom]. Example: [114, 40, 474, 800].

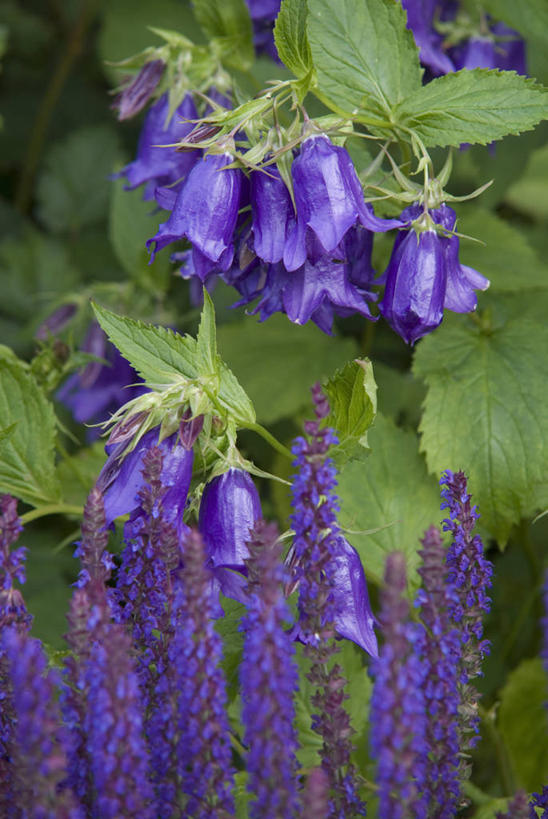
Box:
[401, 0, 454, 76]
[450, 24, 526, 74]
[113, 59, 165, 120]
[198, 468, 262, 569]
[251, 165, 294, 263]
[119, 93, 200, 200]
[379, 203, 488, 344]
[147, 152, 243, 280]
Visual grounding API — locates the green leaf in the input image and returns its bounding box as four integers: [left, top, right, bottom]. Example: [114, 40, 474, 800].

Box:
[456, 208, 548, 291]
[0, 359, 61, 506]
[192, 0, 254, 70]
[395, 69, 548, 148]
[56, 442, 107, 509]
[324, 358, 377, 464]
[498, 658, 548, 791]
[481, 0, 548, 48]
[307, 0, 422, 120]
[36, 125, 121, 233]
[337, 414, 442, 590]
[217, 314, 357, 425]
[196, 291, 218, 376]
[109, 177, 170, 290]
[274, 0, 312, 79]
[505, 142, 548, 223]
[413, 319, 548, 544]
[92, 301, 200, 388]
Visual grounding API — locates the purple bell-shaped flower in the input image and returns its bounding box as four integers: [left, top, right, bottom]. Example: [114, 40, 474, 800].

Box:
[401, 0, 454, 76]
[283, 134, 401, 271]
[250, 165, 294, 264]
[147, 152, 243, 280]
[113, 59, 165, 120]
[198, 468, 262, 569]
[449, 21, 526, 74]
[331, 536, 378, 656]
[119, 93, 200, 200]
[379, 203, 488, 344]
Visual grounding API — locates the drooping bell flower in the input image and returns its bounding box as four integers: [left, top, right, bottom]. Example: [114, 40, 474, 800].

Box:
[96, 426, 193, 539]
[245, 0, 281, 60]
[400, 0, 454, 76]
[147, 152, 243, 280]
[449, 22, 526, 74]
[198, 468, 262, 569]
[379, 203, 488, 344]
[330, 536, 378, 656]
[283, 134, 401, 271]
[250, 165, 294, 264]
[113, 59, 165, 120]
[118, 93, 200, 201]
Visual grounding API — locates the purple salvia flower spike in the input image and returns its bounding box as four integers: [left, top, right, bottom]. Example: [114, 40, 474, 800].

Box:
[118, 93, 200, 200]
[199, 467, 262, 569]
[147, 152, 243, 276]
[113, 59, 165, 120]
[240, 519, 300, 818]
[529, 786, 548, 818]
[304, 768, 330, 819]
[495, 789, 530, 819]
[2, 629, 82, 817]
[370, 552, 429, 819]
[416, 525, 461, 817]
[542, 568, 548, 682]
[170, 529, 235, 816]
[440, 469, 494, 774]
[289, 384, 367, 816]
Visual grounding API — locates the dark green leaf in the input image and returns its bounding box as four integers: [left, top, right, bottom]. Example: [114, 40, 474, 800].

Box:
[0, 359, 61, 506]
[498, 658, 548, 790]
[413, 319, 548, 543]
[395, 69, 548, 148]
[324, 358, 377, 464]
[36, 126, 121, 233]
[274, 0, 312, 79]
[307, 0, 422, 119]
[456, 208, 548, 291]
[337, 414, 442, 590]
[192, 0, 254, 70]
[505, 142, 548, 222]
[217, 314, 357, 425]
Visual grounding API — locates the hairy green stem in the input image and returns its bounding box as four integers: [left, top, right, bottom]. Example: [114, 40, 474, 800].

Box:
[245, 422, 293, 460]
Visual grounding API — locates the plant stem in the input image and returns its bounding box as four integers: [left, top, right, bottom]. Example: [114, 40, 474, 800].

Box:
[478, 704, 517, 797]
[245, 422, 293, 460]
[21, 504, 83, 525]
[14, 0, 98, 214]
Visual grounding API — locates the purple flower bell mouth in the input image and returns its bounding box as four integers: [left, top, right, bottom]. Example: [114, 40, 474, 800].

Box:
[147, 152, 243, 279]
[198, 468, 262, 569]
[283, 134, 401, 271]
[379, 203, 489, 344]
[118, 93, 200, 201]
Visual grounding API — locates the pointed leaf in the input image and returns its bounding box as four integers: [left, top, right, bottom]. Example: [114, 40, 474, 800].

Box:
[274, 0, 313, 78]
[324, 358, 377, 464]
[197, 290, 218, 376]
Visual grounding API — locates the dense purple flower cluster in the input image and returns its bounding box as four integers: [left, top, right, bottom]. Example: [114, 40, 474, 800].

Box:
[240, 519, 299, 818]
[401, 0, 526, 76]
[370, 552, 429, 819]
[440, 469, 493, 758]
[415, 526, 461, 816]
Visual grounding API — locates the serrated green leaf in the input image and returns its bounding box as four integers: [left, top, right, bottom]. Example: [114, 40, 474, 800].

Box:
[192, 0, 254, 70]
[274, 0, 312, 79]
[413, 319, 548, 544]
[109, 177, 170, 289]
[217, 315, 357, 425]
[395, 69, 548, 148]
[36, 125, 121, 233]
[498, 658, 548, 791]
[0, 359, 61, 506]
[337, 414, 442, 590]
[196, 290, 218, 376]
[456, 208, 548, 291]
[92, 301, 199, 388]
[307, 0, 422, 120]
[324, 358, 377, 464]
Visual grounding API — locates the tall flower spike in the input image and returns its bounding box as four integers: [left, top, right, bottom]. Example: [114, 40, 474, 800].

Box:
[304, 768, 330, 819]
[440, 469, 493, 772]
[495, 789, 529, 819]
[370, 552, 428, 819]
[290, 383, 366, 817]
[240, 519, 300, 818]
[416, 525, 461, 818]
[2, 628, 82, 817]
[170, 528, 234, 817]
[529, 786, 548, 818]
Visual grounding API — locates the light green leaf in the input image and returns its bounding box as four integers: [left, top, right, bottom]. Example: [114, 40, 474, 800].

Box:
[498, 658, 548, 791]
[505, 142, 548, 222]
[56, 442, 107, 509]
[307, 0, 422, 120]
[192, 0, 254, 69]
[413, 319, 548, 544]
[109, 177, 170, 290]
[337, 414, 442, 590]
[196, 290, 218, 376]
[36, 125, 121, 233]
[395, 69, 548, 148]
[274, 0, 312, 79]
[324, 358, 377, 464]
[0, 359, 61, 506]
[456, 208, 548, 291]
